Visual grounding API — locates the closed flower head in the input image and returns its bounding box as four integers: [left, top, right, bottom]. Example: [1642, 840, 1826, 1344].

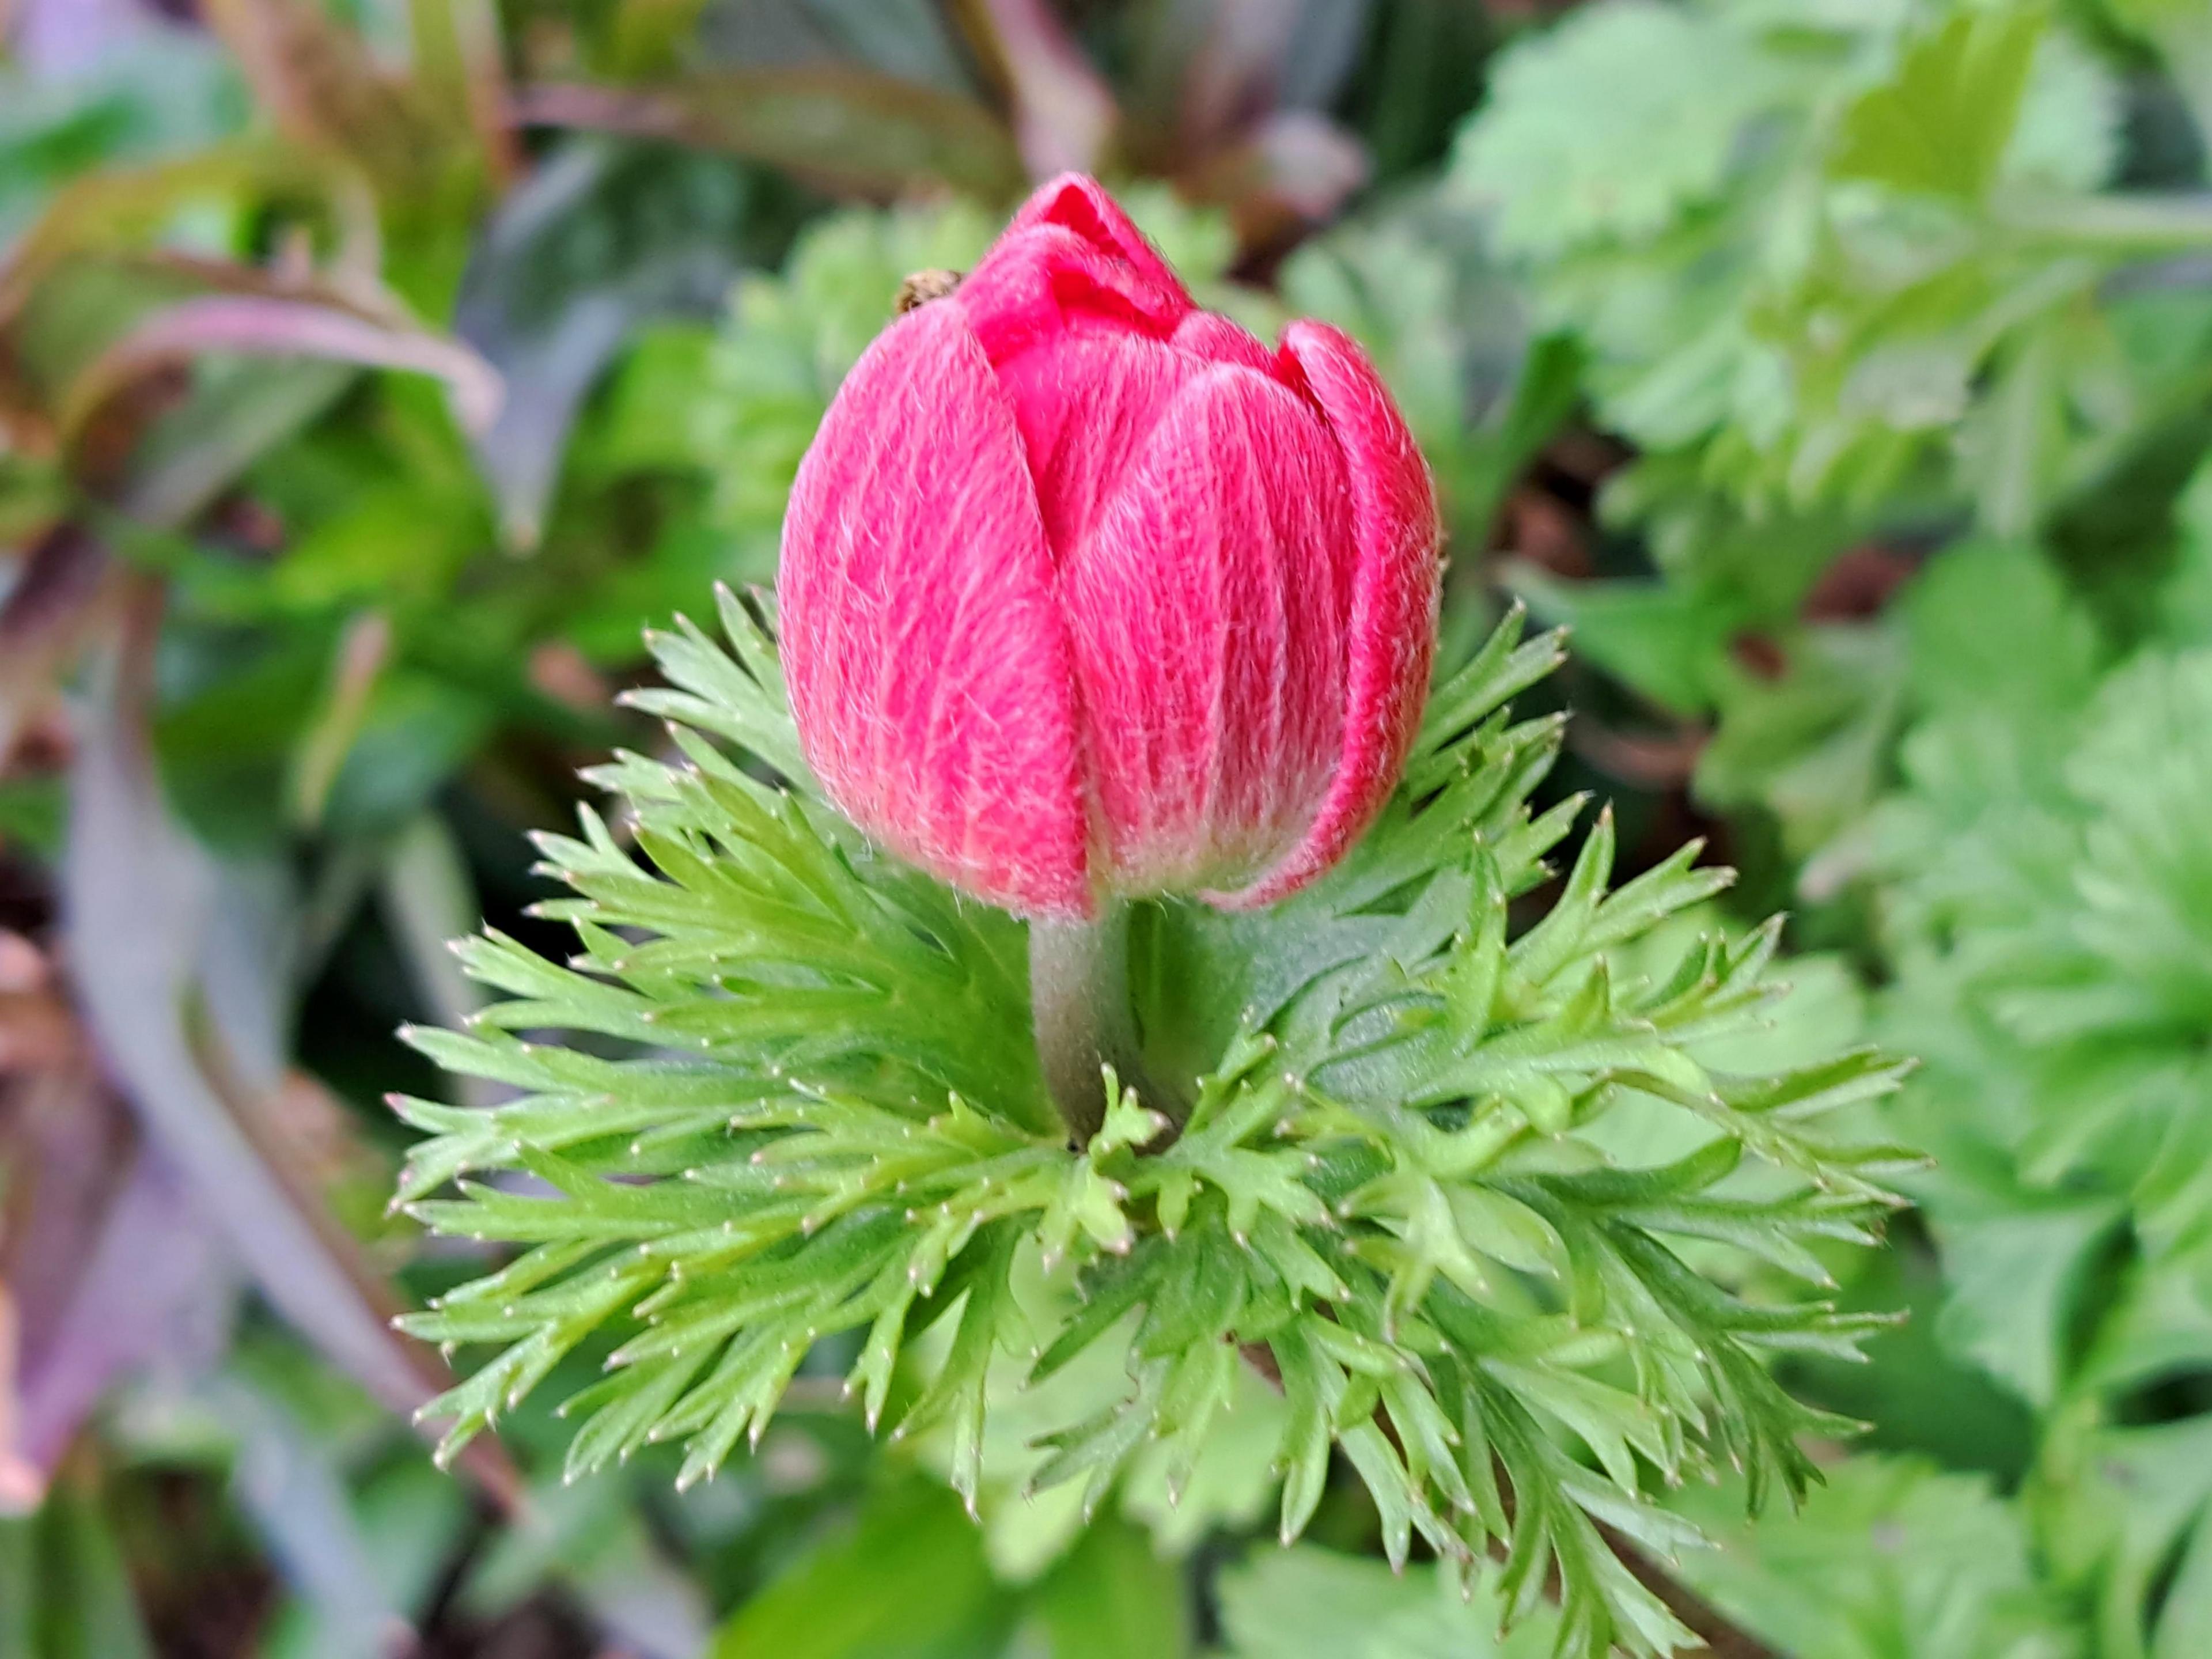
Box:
[779, 175, 1441, 919]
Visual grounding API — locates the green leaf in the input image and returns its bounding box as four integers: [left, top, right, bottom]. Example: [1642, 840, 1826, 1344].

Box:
[1279, 191, 1573, 543]
[453, 138, 759, 548]
[1218, 1545, 1555, 1658]
[710, 1475, 1016, 1659]
[1669, 1456, 2084, 1659]
[1927, 1172, 2126, 1409]
[0, 1485, 157, 1659]
[1832, 10, 2046, 200]
[399, 605, 1903, 1659]
[514, 69, 1024, 202]
[1450, 0, 1787, 259]
[1452, 0, 2152, 539]
[1028, 1514, 1193, 1659]
[2038, 1411, 2212, 1658]
[1903, 539, 2102, 726]
[2101, 0, 2212, 149]
[1512, 567, 1738, 717]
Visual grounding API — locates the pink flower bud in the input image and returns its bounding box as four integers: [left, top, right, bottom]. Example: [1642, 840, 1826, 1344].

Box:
[778, 176, 1441, 920]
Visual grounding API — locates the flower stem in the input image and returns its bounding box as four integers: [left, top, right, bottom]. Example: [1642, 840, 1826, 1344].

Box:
[1028, 904, 1146, 1145]
[1995, 188, 2212, 252]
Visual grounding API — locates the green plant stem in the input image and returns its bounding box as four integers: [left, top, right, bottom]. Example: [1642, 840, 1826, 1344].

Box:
[1996, 189, 2212, 252]
[1028, 904, 1145, 1145]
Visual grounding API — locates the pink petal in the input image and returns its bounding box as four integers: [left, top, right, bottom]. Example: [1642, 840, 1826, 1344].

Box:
[1171, 310, 1281, 377]
[994, 331, 1206, 562]
[1211, 322, 1440, 908]
[991, 315, 1306, 571]
[955, 175, 1192, 365]
[1006, 174, 1186, 301]
[779, 301, 1093, 917]
[957, 225, 1188, 364]
[1062, 364, 1354, 897]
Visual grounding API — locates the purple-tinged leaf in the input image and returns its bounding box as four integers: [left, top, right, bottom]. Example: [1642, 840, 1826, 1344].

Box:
[1181, 0, 1374, 147]
[60, 294, 504, 443]
[9, 0, 166, 78]
[214, 1373, 418, 1658]
[0, 1300, 36, 1511]
[291, 611, 393, 830]
[0, 1063, 127, 1373]
[0, 523, 108, 770]
[200, 0, 454, 193]
[955, 0, 1118, 179]
[0, 995, 236, 1514]
[61, 637, 518, 1506]
[3, 1147, 234, 1512]
[1186, 109, 1369, 244]
[454, 140, 740, 547]
[0, 143, 378, 324]
[512, 70, 1026, 200]
[119, 358, 356, 528]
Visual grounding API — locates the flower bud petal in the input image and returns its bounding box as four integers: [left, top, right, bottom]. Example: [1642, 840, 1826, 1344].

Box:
[957, 222, 1192, 364]
[1005, 174, 1188, 308]
[993, 332, 1204, 559]
[1208, 321, 1440, 908]
[1170, 310, 1282, 375]
[955, 174, 1193, 368]
[781, 300, 1092, 916]
[779, 178, 1441, 921]
[1063, 363, 1354, 896]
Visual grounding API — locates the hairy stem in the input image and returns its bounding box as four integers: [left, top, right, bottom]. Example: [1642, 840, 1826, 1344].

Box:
[1028, 906, 1146, 1145]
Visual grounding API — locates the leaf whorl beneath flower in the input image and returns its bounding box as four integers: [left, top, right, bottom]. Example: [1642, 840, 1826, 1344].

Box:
[392, 591, 1910, 1659]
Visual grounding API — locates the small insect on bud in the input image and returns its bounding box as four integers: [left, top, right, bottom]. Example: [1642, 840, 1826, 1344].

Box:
[894, 268, 964, 314]
[782, 175, 1442, 919]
